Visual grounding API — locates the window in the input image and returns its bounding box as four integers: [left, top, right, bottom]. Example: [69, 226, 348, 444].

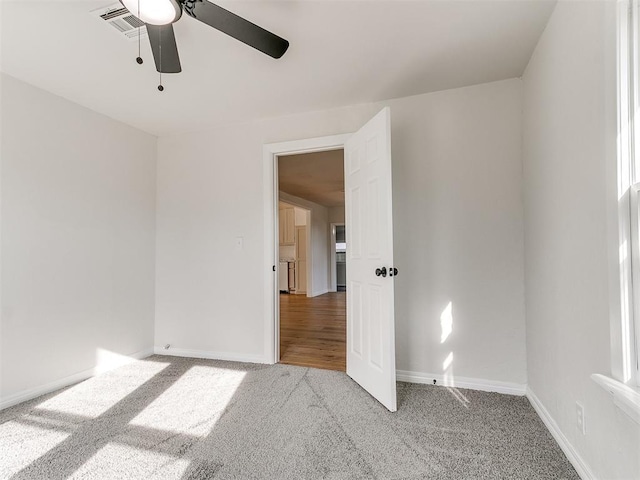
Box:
[617, 0, 640, 386]
[629, 185, 640, 384]
[592, 0, 640, 423]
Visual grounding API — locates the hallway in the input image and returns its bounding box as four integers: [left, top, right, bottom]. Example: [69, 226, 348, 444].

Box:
[279, 292, 346, 371]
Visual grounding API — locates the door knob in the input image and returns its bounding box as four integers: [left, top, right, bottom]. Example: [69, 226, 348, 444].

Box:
[375, 267, 387, 277]
[389, 267, 398, 277]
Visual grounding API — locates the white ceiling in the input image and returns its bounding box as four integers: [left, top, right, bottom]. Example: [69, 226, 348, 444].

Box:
[0, 0, 556, 137]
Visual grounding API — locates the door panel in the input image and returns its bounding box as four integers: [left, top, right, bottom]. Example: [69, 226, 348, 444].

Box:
[350, 281, 363, 357]
[345, 107, 397, 412]
[350, 187, 362, 258]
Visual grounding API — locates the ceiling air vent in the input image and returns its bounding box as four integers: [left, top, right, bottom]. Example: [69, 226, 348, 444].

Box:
[90, 3, 147, 41]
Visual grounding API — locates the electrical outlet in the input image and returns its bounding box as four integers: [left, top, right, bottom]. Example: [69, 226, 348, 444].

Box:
[576, 402, 586, 435]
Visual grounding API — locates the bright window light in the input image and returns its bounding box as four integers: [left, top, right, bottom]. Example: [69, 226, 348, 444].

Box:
[446, 387, 470, 409]
[130, 367, 246, 436]
[35, 358, 169, 418]
[0, 423, 69, 477]
[73, 443, 191, 479]
[442, 352, 454, 371]
[440, 302, 453, 343]
[615, 0, 640, 386]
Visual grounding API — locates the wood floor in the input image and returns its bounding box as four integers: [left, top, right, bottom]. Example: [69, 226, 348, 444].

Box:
[279, 292, 346, 372]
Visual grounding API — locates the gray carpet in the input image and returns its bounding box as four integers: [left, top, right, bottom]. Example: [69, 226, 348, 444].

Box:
[0, 355, 579, 479]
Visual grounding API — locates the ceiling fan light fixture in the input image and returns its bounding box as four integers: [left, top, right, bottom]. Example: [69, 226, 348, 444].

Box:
[120, 0, 182, 25]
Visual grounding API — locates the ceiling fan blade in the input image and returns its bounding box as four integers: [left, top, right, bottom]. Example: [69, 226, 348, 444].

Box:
[146, 23, 182, 73]
[183, 0, 289, 59]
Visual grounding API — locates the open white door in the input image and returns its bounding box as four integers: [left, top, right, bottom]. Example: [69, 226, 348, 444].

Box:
[345, 107, 397, 412]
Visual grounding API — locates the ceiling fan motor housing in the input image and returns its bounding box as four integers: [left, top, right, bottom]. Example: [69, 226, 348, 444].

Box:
[119, 0, 182, 26]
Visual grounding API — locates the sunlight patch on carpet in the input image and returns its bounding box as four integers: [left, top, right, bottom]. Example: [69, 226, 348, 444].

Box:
[0, 422, 69, 477]
[72, 443, 191, 479]
[34, 359, 169, 418]
[129, 366, 246, 437]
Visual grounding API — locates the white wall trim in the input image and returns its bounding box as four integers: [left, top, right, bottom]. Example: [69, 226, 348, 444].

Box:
[0, 347, 154, 411]
[263, 133, 352, 365]
[526, 387, 596, 480]
[154, 347, 268, 365]
[397, 369, 526, 396]
[591, 373, 640, 424]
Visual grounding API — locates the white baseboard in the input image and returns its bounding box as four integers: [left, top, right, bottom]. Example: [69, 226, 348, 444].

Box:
[526, 387, 595, 480]
[0, 347, 154, 411]
[396, 369, 526, 396]
[153, 347, 268, 365]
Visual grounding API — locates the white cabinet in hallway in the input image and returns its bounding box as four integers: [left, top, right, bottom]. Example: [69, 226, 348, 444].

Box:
[279, 207, 295, 245]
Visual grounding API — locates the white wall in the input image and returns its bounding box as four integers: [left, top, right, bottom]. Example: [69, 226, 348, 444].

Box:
[155, 78, 527, 387]
[522, 2, 640, 478]
[328, 206, 345, 224]
[392, 80, 526, 386]
[0, 74, 157, 404]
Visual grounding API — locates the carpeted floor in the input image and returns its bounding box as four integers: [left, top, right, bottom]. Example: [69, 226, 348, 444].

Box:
[0, 355, 579, 479]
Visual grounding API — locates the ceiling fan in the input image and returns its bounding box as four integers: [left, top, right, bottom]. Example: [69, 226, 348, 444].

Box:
[120, 0, 289, 75]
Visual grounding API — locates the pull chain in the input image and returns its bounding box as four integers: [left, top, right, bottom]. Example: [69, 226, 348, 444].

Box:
[158, 40, 164, 91]
[135, 0, 143, 64]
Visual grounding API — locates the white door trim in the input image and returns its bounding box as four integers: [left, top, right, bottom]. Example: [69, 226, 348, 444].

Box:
[263, 133, 352, 364]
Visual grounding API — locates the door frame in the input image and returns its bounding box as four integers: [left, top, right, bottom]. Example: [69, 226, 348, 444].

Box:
[263, 134, 352, 364]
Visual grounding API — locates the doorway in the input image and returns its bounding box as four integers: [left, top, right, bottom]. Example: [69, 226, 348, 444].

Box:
[263, 108, 398, 412]
[276, 150, 346, 371]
